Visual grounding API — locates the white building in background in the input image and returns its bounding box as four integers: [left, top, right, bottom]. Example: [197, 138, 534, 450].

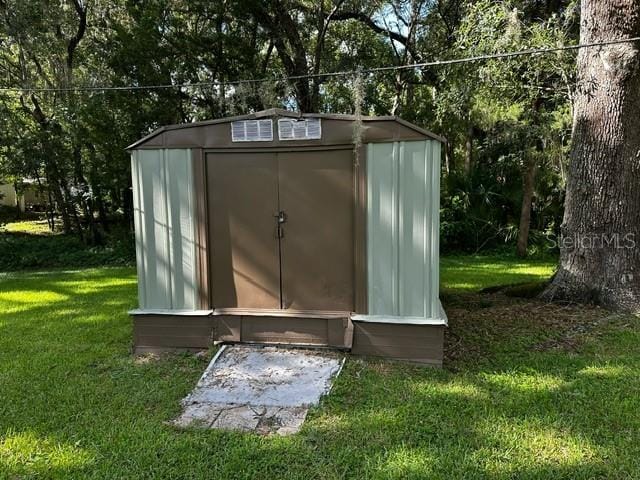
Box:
[0, 183, 21, 210]
[0, 181, 47, 212]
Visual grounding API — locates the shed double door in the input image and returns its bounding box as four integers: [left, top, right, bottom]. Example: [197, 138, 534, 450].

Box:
[207, 150, 354, 312]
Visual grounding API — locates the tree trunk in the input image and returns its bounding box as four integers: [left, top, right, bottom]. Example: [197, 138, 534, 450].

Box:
[542, 0, 640, 311]
[464, 122, 473, 176]
[123, 185, 134, 231]
[47, 189, 56, 232]
[48, 170, 72, 234]
[95, 190, 109, 233]
[12, 180, 21, 219]
[72, 143, 91, 242]
[263, 0, 314, 112]
[516, 154, 537, 257]
[444, 140, 454, 174]
[35, 174, 55, 231]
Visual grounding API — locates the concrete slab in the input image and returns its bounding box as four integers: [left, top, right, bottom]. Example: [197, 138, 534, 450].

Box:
[212, 405, 261, 431]
[172, 345, 344, 435]
[173, 403, 221, 428]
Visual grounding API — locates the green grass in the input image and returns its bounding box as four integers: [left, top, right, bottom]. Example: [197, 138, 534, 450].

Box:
[1, 260, 639, 479]
[440, 254, 557, 292]
[0, 220, 53, 235]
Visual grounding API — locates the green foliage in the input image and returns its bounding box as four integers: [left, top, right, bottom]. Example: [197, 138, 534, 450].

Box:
[436, 0, 577, 253]
[0, 221, 135, 271]
[0, 0, 580, 253]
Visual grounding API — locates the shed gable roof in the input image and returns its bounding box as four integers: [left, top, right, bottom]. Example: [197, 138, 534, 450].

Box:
[126, 108, 445, 150]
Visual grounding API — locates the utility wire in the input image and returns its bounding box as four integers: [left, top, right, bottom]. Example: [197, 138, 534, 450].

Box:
[1, 36, 639, 93]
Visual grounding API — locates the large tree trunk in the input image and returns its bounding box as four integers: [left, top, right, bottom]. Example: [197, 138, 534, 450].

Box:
[542, 0, 640, 311]
[516, 155, 537, 257]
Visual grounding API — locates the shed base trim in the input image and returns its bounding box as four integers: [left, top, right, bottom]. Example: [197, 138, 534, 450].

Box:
[215, 314, 353, 349]
[132, 313, 214, 354]
[351, 321, 444, 366]
[130, 310, 446, 367]
[213, 308, 350, 319]
[350, 315, 447, 326]
[129, 309, 213, 316]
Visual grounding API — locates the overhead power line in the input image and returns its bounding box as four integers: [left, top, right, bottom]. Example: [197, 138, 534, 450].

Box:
[1, 36, 639, 94]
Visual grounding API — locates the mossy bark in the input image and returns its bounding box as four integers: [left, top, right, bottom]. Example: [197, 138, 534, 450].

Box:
[542, 0, 640, 311]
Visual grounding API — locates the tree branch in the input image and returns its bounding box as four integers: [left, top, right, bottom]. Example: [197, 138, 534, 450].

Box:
[66, 0, 87, 71]
[331, 10, 422, 62]
[313, 0, 346, 75]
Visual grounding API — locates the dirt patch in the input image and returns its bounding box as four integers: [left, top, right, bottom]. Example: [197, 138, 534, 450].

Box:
[443, 292, 613, 369]
[133, 349, 212, 365]
[133, 353, 162, 365]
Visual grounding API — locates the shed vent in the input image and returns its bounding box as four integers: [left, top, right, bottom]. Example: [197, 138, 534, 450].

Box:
[278, 118, 322, 140]
[231, 119, 273, 142]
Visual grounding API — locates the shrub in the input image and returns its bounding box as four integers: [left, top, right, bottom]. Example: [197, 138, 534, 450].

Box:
[0, 221, 135, 271]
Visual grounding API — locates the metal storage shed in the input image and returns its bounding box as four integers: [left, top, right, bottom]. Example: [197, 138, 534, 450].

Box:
[127, 108, 447, 365]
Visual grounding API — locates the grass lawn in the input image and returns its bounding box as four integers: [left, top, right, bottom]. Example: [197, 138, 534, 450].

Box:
[440, 254, 557, 293]
[1, 259, 639, 479]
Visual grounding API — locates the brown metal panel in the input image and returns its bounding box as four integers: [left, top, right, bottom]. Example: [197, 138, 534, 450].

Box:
[136, 335, 211, 348]
[216, 315, 242, 342]
[204, 144, 353, 154]
[136, 325, 211, 337]
[132, 314, 213, 353]
[134, 316, 212, 329]
[163, 126, 208, 147]
[209, 313, 353, 348]
[361, 120, 432, 143]
[192, 149, 210, 310]
[277, 149, 354, 311]
[241, 316, 329, 345]
[351, 322, 444, 366]
[354, 145, 368, 314]
[212, 314, 351, 348]
[207, 152, 281, 309]
[127, 111, 445, 150]
[327, 318, 354, 348]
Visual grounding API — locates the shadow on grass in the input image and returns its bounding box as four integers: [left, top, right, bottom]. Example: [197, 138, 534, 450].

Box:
[1, 267, 639, 479]
[310, 345, 639, 479]
[0, 228, 135, 271]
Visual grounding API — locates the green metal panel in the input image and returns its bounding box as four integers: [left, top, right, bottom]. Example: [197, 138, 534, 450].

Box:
[429, 141, 441, 318]
[131, 149, 197, 310]
[131, 151, 147, 307]
[135, 149, 171, 309]
[166, 149, 197, 310]
[367, 142, 398, 315]
[399, 140, 428, 317]
[366, 140, 443, 321]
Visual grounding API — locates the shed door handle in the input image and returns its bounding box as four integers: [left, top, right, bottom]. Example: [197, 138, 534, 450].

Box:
[274, 211, 287, 224]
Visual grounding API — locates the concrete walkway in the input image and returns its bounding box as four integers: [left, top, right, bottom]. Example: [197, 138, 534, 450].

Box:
[172, 345, 344, 435]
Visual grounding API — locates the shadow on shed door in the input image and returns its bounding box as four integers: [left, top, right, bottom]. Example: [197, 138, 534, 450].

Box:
[206, 150, 354, 312]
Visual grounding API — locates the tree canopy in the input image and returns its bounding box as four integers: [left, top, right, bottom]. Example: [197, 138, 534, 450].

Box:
[0, 0, 579, 253]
